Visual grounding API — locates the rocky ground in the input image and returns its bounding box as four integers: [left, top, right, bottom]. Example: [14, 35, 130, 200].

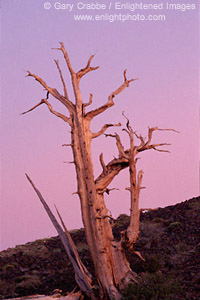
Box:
[0, 196, 199, 300]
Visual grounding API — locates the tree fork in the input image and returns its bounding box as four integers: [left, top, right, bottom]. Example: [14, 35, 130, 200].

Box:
[24, 42, 177, 299]
[71, 115, 125, 299]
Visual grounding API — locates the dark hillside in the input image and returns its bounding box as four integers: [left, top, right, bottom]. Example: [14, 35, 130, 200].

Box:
[0, 196, 199, 299]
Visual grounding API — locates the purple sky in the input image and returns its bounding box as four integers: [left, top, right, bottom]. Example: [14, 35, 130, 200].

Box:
[1, 0, 199, 251]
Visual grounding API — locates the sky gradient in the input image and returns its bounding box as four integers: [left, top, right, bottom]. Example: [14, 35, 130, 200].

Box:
[1, 0, 199, 251]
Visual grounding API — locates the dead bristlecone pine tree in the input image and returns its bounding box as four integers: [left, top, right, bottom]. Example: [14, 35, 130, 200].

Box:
[23, 42, 178, 300]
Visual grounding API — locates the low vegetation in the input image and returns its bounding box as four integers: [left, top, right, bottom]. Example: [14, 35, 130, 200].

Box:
[0, 196, 199, 299]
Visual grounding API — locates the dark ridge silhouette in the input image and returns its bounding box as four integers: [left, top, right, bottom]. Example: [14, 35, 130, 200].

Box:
[0, 196, 199, 300]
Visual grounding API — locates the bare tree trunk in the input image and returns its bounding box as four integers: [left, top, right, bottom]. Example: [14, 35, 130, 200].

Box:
[71, 114, 136, 299]
[23, 42, 177, 299]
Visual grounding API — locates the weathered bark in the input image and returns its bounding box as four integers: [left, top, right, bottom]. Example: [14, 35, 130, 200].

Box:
[24, 43, 177, 299]
[70, 104, 131, 300]
[25, 175, 95, 300]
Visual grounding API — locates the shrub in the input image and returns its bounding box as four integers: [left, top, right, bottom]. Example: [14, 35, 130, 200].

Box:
[114, 214, 130, 227]
[76, 242, 89, 252]
[122, 272, 181, 300]
[145, 256, 160, 273]
[14, 275, 41, 296]
[2, 264, 17, 278]
[152, 217, 164, 223]
[168, 222, 182, 231]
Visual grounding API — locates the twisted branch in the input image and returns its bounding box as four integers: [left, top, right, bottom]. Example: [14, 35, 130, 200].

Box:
[137, 127, 179, 152]
[95, 156, 129, 193]
[85, 70, 138, 120]
[92, 123, 121, 139]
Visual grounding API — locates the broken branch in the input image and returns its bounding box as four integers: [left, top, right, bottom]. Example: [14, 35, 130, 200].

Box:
[146, 127, 179, 147]
[53, 42, 75, 76]
[62, 143, 73, 147]
[21, 99, 72, 125]
[132, 251, 145, 261]
[105, 188, 119, 194]
[92, 123, 121, 139]
[77, 55, 99, 82]
[54, 59, 69, 100]
[99, 153, 107, 174]
[136, 127, 178, 152]
[123, 70, 139, 86]
[26, 71, 74, 112]
[55, 206, 93, 281]
[122, 111, 132, 132]
[95, 156, 129, 192]
[151, 147, 170, 153]
[115, 133, 128, 158]
[83, 93, 93, 107]
[25, 174, 95, 299]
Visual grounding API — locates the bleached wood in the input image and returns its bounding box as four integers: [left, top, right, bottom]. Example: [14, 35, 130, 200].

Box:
[95, 156, 129, 192]
[26, 71, 74, 113]
[25, 174, 96, 300]
[58, 42, 75, 76]
[25, 43, 177, 299]
[55, 206, 93, 282]
[83, 93, 93, 107]
[62, 143, 73, 147]
[22, 99, 72, 125]
[85, 71, 137, 120]
[76, 55, 99, 82]
[99, 153, 107, 174]
[54, 59, 69, 100]
[92, 123, 121, 138]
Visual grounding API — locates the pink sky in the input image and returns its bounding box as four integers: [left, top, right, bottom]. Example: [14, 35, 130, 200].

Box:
[1, 0, 199, 251]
